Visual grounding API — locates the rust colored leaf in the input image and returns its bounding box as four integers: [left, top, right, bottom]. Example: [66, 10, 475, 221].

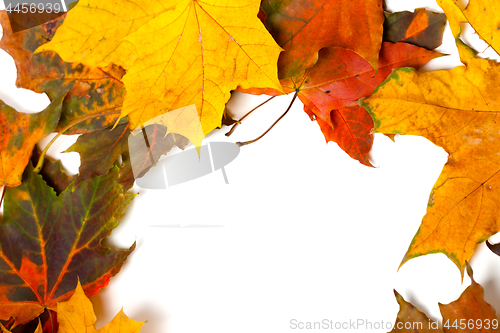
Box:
[0, 11, 126, 135]
[0, 93, 64, 187]
[384, 8, 447, 50]
[0, 163, 135, 327]
[439, 265, 500, 332]
[390, 291, 442, 332]
[390, 265, 499, 332]
[241, 42, 441, 165]
[261, 0, 385, 79]
[486, 240, 500, 257]
[360, 39, 500, 275]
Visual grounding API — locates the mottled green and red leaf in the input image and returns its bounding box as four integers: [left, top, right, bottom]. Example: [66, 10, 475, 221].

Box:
[384, 8, 447, 50]
[67, 123, 190, 191]
[0, 164, 134, 327]
[0, 11, 126, 134]
[0, 93, 64, 187]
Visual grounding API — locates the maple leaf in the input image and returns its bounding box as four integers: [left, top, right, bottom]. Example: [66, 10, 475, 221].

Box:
[65, 123, 130, 187]
[437, 0, 500, 55]
[383, 8, 447, 50]
[359, 35, 500, 275]
[0, 93, 64, 187]
[31, 147, 77, 195]
[57, 281, 145, 333]
[390, 291, 442, 332]
[0, 11, 126, 135]
[0, 163, 135, 327]
[390, 265, 499, 332]
[65, 123, 189, 190]
[35, 0, 283, 148]
[240, 42, 441, 165]
[261, 0, 385, 79]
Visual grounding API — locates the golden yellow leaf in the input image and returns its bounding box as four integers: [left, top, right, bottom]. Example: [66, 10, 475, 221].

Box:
[437, 0, 500, 55]
[57, 281, 145, 333]
[98, 310, 145, 333]
[436, 0, 467, 38]
[34, 1, 166, 69]
[57, 281, 98, 333]
[36, 0, 283, 148]
[0, 323, 7, 333]
[360, 41, 500, 277]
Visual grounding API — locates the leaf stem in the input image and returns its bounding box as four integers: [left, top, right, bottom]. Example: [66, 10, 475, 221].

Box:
[225, 95, 276, 137]
[236, 91, 298, 147]
[0, 186, 5, 209]
[47, 308, 54, 333]
[33, 110, 122, 173]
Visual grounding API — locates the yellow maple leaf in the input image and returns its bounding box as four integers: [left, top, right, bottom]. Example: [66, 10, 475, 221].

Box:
[360, 38, 500, 277]
[57, 281, 145, 333]
[36, 0, 283, 148]
[438, 0, 500, 55]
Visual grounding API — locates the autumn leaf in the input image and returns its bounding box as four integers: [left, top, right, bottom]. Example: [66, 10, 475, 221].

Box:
[0, 163, 135, 327]
[390, 265, 499, 332]
[241, 42, 441, 165]
[0, 323, 9, 333]
[437, 0, 500, 55]
[65, 123, 190, 190]
[97, 310, 145, 333]
[0, 320, 41, 333]
[261, 0, 385, 79]
[31, 147, 76, 195]
[57, 281, 145, 333]
[390, 291, 442, 332]
[35, 0, 283, 148]
[359, 37, 500, 275]
[0, 11, 126, 135]
[5, 7, 64, 33]
[0, 92, 64, 187]
[439, 265, 500, 332]
[65, 123, 130, 187]
[384, 8, 447, 50]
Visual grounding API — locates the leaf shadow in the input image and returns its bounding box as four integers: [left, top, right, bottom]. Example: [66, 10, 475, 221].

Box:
[126, 303, 169, 333]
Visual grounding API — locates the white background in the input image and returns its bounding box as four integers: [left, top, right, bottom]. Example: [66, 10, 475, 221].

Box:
[1, 0, 500, 332]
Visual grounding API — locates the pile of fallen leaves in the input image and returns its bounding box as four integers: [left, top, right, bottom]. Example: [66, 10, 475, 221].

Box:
[0, 0, 499, 332]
